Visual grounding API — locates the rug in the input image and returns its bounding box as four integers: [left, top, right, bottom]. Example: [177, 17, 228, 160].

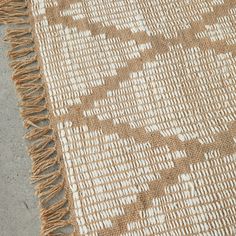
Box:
[1, 0, 236, 235]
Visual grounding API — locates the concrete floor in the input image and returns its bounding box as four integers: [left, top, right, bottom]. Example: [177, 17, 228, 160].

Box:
[0, 26, 40, 235]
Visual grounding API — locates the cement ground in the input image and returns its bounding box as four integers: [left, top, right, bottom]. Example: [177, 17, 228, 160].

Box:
[0, 25, 40, 236]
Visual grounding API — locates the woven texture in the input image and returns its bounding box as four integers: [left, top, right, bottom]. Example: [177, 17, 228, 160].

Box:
[1, 0, 236, 235]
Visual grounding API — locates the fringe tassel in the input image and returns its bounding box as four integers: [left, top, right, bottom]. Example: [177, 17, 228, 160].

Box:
[41, 199, 68, 222]
[0, 0, 75, 235]
[40, 198, 73, 236]
[23, 114, 48, 128]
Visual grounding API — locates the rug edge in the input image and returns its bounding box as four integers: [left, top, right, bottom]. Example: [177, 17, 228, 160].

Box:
[0, 0, 76, 235]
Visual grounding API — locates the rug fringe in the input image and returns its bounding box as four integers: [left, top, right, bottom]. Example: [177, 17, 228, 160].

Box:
[0, 0, 75, 235]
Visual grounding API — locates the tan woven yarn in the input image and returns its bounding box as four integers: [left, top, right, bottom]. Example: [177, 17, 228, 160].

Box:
[1, 0, 236, 235]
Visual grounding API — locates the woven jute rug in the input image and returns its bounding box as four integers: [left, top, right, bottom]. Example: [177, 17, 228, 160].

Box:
[1, 0, 236, 235]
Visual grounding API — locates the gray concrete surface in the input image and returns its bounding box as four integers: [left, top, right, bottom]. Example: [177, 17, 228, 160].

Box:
[0, 25, 40, 236]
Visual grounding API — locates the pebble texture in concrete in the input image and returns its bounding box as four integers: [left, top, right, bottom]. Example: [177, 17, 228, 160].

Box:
[0, 25, 40, 236]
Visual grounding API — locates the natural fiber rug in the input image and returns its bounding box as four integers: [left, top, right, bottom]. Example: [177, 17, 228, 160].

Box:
[1, 0, 236, 235]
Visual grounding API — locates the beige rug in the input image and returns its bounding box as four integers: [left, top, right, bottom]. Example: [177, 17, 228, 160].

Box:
[1, 0, 236, 235]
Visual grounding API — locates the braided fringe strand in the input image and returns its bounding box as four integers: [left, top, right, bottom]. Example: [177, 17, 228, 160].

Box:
[0, 0, 76, 235]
